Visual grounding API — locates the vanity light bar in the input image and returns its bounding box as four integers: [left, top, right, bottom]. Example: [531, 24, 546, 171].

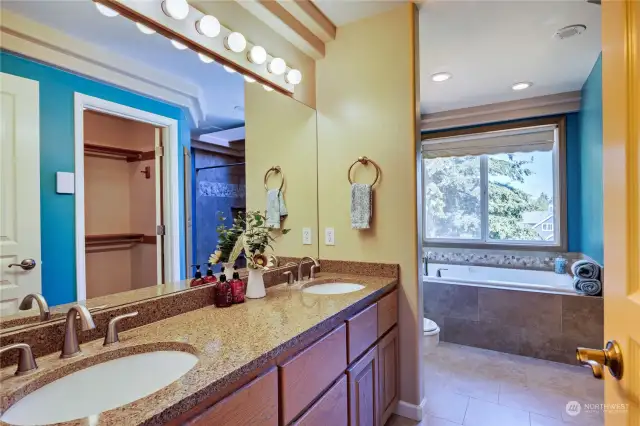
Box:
[93, 0, 299, 93]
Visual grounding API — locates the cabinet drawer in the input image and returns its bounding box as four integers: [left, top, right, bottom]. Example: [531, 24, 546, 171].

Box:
[280, 324, 347, 425]
[292, 375, 348, 426]
[187, 368, 278, 426]
[347, 303, 378, 364]
[377, 290, 398, 338]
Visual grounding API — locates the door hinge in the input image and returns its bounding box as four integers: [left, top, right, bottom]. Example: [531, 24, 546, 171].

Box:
[156, 146, 164, 157]
[156, 225, 166, 236]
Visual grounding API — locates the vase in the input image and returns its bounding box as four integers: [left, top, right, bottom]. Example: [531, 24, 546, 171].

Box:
[246, 268, 266, 299]
[222, 262, 235, 277]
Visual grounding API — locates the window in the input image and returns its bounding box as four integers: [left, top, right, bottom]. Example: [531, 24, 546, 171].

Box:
[422, 119, 565, 248]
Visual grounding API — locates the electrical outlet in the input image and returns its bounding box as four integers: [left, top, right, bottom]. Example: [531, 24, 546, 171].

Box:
[325, 227, 335, 246]
[302, 227, 312, 245]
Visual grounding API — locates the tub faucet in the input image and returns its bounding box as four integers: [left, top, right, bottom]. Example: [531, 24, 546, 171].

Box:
[297, 257, 320, 282]
[436, 268, 448, 278]
[61, 305, 96, 359]
[19, 293, 50, 321]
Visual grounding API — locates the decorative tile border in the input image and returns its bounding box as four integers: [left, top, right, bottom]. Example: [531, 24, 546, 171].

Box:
[425, 248, 585, 271]
[199, 181, 246, 198]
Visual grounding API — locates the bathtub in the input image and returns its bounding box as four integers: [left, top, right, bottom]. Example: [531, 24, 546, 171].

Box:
[425, 263, 576, 295]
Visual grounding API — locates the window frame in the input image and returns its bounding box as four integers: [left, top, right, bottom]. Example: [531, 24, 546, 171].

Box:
[422, 116, 568, 252]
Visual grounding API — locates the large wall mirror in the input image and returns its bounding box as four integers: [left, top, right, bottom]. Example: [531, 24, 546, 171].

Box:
[0, 1, 318, 332]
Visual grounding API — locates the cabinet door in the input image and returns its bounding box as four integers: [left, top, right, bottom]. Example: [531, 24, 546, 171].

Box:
[377, 326, 399, 426]
[347, 345, 378, 426]
[292, 375, 348, 426]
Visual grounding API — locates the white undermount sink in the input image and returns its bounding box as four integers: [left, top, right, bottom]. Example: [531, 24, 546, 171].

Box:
[302, 282, 365, 295]
[1, 351, 198, 425]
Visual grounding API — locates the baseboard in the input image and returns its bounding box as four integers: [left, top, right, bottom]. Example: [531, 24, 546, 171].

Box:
[395, 397, 426, 421]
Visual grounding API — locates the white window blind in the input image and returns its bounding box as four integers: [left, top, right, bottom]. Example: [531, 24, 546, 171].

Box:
[422, 124, 557, 159]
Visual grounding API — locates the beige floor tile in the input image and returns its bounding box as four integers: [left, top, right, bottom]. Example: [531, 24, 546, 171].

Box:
[462, 398, 530, 426]
[498, 382, 567, 419]
[424, 389, 469, 424]
[529, 413, 566, 426]
[425, 415, 461, 426]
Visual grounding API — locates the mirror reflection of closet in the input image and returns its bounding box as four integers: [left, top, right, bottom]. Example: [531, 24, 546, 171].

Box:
[83, 111, 162, 299]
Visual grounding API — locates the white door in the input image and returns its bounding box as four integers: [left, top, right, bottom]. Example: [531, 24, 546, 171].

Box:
[0, 73, 41, 316]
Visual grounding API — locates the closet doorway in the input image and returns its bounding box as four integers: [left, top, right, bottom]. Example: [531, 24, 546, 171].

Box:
[74, 94, 180, 301]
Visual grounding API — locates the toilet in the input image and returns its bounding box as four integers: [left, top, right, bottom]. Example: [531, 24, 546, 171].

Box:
[423, 317, 440, 354]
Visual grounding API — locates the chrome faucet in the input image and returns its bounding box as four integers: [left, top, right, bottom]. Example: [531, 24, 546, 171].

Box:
[0, 343, 38, 376]
[104, 311, 138, 346]
[297, 257, 320, 282]
[436, 268, 448, 278]
[19, 293, 50, 321]
[61, 305, 96, 359]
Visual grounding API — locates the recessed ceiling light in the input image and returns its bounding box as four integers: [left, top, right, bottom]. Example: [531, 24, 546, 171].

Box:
[431, 72, 451, 82]
[512, 82, 533, 91]
[95, 3, 119, 17]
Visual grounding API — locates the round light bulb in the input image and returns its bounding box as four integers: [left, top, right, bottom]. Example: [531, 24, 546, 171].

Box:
[431, 72, 451, 82]
[171, 40, 188, 50]
[162, 0, 189, 20]
[223, 65, 236, 74]
[285, 69, 302, 85]
[244, 75, 256, 83]
[95, 3, 119, 17]
[263, 85, 274, 92]
[224, 32, 247, 53]
[136, 22, 155, 34]
[196, 15, 220, 38]
[198, 53, 214, 63]
[247, 46, 267, 65]
[267, 57, 286, 75]
[512, 82, 533, 91]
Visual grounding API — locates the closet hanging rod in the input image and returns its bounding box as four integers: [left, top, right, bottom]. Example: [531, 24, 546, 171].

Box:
[85, 233, 144, 246]
[84, 144, 144, 161]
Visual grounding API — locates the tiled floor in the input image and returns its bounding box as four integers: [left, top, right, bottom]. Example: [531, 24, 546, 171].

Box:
[387, 342, 604, 426]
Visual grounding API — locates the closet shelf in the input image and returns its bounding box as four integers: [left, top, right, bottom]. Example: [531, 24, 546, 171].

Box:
[86, 233, 145, 246]
[84, 144, 149, 162]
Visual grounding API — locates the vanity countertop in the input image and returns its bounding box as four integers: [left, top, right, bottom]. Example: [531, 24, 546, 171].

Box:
[0, 272, 396, 426]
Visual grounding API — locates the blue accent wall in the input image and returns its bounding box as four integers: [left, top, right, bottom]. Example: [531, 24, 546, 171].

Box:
[1, 51, 190, 305]
[578, 54, 604, 264]
[422, 114, 582, 252]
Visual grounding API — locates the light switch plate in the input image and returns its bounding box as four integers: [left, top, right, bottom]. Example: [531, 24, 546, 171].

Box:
[302, 227, 312, 245]
[325, 227, 335, 246]
[56, 172, 75, 194]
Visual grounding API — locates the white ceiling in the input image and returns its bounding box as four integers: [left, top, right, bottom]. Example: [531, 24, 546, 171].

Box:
[312, 0, 405, 26]
[419, 0, 602, 114]
[3, 0, 245, 133]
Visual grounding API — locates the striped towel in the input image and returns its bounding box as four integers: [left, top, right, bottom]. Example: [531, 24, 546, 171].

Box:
[573, 276, 602, 296]
[571, 260, 600, 280]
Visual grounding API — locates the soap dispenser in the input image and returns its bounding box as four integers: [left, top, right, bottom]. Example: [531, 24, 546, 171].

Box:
[229, 267, 245, 304]
[214, 271, 233, 308]
[190, 265, 205, 287]
[203, 263, 218, 284]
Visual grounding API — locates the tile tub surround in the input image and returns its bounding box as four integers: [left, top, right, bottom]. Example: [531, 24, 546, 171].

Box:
[0, 272, 397, 426]
[423, 280, 604, 364]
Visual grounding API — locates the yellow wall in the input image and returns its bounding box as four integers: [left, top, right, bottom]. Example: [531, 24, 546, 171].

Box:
[245, 83, 319, 259]
[194, 1, 316, 109]
[316, 3, 423, 407]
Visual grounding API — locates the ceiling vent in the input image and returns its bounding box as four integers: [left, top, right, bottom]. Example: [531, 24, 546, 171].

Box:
[554, 24, 587, 40]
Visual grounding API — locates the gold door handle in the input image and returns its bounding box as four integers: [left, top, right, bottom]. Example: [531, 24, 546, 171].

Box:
[577, 340, 624, 380]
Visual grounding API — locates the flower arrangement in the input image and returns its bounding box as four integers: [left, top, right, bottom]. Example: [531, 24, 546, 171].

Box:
[209, 212, 245, 265]
[243, 210, 289, 270]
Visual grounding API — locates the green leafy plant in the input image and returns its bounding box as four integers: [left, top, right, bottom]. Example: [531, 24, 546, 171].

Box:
[243, 210, 290, 269]
[209, 212, 245, 264]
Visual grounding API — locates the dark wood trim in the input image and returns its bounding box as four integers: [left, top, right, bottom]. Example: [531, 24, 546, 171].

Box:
[142, 235, 157, 244]
[84, 143, 143, 161]
[421, 116, 565, 140]
[95, 0, 292, 97]
[191, 141, 245, 159]
[85, 233, 145, 246]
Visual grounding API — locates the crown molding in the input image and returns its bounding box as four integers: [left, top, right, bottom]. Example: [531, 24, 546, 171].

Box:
[0, 8, 204, 126]
[421, 91, 582, 131]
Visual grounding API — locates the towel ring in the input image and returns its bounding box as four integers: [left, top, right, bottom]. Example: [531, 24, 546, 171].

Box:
[348, 156, 380, 187]
[264, 166, 285, 191]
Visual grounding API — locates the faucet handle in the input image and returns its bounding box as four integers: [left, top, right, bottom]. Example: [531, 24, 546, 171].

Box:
[104, 311, 138, 346]
[310, 265, 320, 279]
[283, 271, 295, 285]
[0, 343, 38, 376]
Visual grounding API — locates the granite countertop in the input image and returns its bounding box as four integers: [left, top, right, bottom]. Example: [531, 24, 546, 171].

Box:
[0, 272, 396, 426]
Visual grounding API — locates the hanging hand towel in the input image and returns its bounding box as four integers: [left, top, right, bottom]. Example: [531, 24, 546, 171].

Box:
[351, 183, 372, 229]
[266, 189, 288, 229]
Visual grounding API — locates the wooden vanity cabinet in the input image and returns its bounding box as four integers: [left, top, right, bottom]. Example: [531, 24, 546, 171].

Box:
[377, 326, 399, 425]
[347, 345, 379, 426]
[292, 375, 349, 426]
